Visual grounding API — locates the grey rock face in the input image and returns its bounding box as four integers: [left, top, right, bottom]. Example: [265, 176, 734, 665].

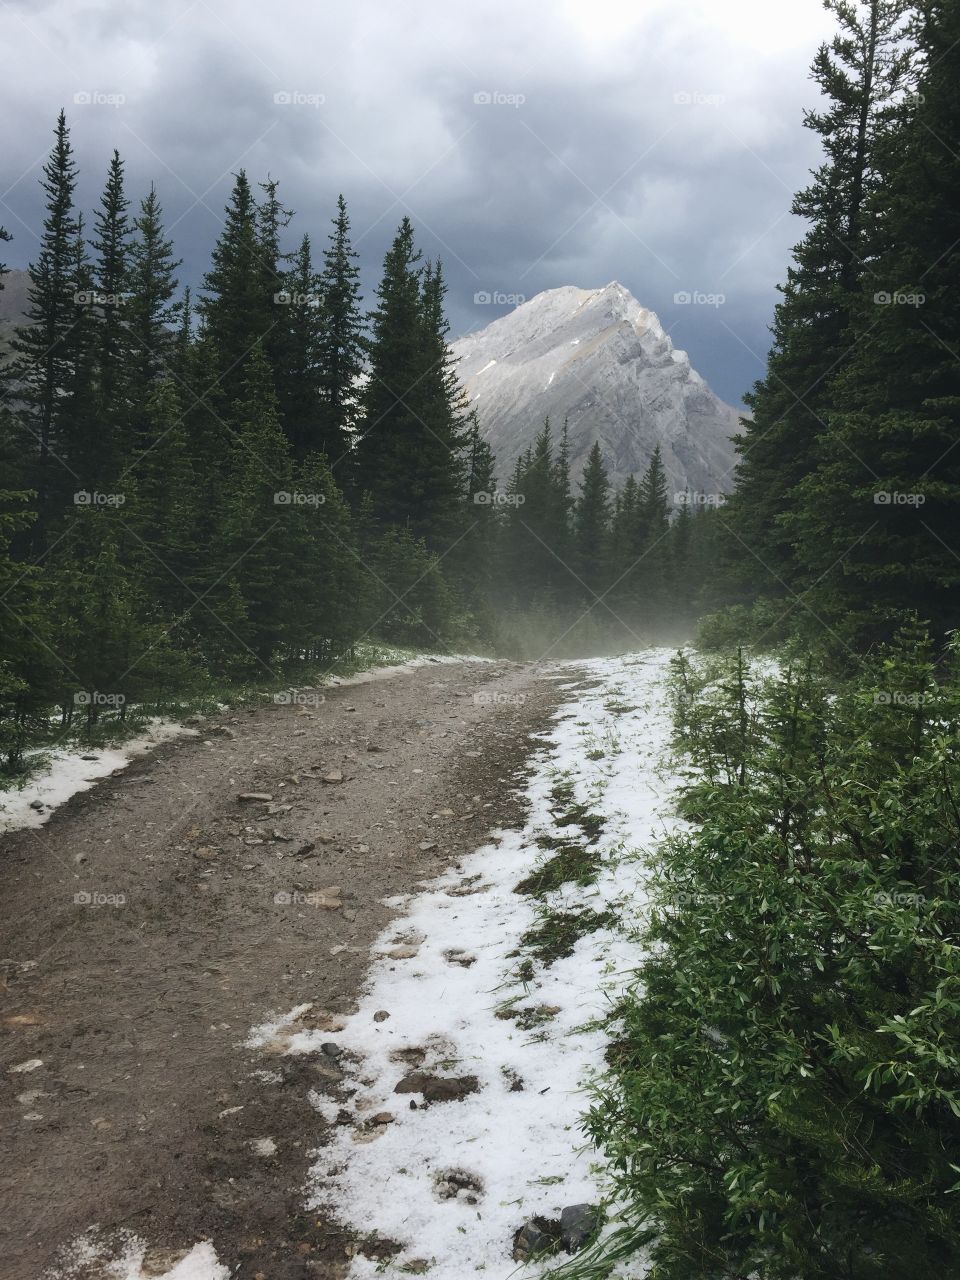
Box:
[451, 282, 743, 499]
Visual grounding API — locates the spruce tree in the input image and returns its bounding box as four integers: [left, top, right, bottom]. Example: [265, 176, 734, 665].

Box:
[789, 0, 960, 644]
[723, 0, 913, 593]
[126, 184, 181, 410]
[90, 149, 132, 482]
[199, 171, 273, 410]
[317, 195, 365, 470]
[220, 344, 298, 668]
[574, 441, 612, 593]
[13, 111, 81, 542]
[354, 217, 423, 521]
[277, 233, 324, 462]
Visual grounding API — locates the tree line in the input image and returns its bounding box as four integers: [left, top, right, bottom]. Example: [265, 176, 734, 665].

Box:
[711, 0, 960, 658]
[0, 116, 709, 770]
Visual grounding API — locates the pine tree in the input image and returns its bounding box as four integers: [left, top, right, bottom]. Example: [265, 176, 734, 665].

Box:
[354, 217, 423, 520]
[220, 344, 298, 668]
[574, 441, 612, 593]
[408, 258, 468, 547]
[723, 0, 913, 593]
[354, 223, 468, 547]
[199, 171, 273, 410]
[317, 195, 365, 470]
[789, 0, 960, 644]
[12, 111, 81, 542]
[90, 149, 132, 482]
[131, 378, 198, 622]
[126, 184, 181, 410]
[277, 234, 324, 462]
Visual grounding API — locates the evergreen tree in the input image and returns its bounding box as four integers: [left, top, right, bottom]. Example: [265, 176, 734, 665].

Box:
[277, 233, 324, 461]
[316, 195, 365, 470]
[789, 0, 960, 644]
[574, 441, 612, 592]
[723, 0, 913, 593]
[220, 344, 298, 668]
[12, 110, 81, 541]
[90, 149, 132, 482]
[126, 184, 181, 410]
[199, 171, 272, 410]
[354, 217, 423, 521]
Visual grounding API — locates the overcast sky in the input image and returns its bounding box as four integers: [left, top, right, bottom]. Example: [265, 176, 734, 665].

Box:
[0, 0, 838, 406]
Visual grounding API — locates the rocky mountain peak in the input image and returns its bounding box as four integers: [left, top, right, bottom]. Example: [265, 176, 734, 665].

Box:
[452, 283, 740, 499]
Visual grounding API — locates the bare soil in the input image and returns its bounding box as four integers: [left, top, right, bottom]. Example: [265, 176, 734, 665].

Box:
[0, 659, 569, 1279]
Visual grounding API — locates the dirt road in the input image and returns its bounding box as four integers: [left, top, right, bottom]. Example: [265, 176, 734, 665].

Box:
[0, 659, 567, 1279]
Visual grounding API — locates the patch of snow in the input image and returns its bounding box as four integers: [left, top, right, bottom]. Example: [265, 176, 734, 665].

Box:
[263, 649, 682, 1278]
[245, 1001, 315, 1049]
[47, 1230, 228, 1280]
[477, 359, 497, 374]
[0, 720, 196, 835]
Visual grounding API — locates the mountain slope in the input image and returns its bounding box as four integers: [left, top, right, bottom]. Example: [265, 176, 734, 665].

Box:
[451, 282, 742, 497]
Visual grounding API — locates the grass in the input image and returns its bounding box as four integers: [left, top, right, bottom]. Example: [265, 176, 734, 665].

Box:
[520, 906, 619, 965]
[514, 842, 602, 895]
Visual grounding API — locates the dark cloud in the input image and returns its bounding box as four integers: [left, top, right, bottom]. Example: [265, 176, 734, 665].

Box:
[0, 0, 835, 404]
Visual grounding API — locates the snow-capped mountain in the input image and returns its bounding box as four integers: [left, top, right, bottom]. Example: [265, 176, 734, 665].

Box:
[451, 282, 742, 498]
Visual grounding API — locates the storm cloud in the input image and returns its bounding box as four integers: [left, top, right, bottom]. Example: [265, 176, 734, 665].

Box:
[0, 0, 837, 404]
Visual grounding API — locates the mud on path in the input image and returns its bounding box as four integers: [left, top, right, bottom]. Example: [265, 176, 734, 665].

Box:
[0, 659, 569, 1280]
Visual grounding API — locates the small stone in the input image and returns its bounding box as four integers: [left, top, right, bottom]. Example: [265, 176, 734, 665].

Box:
[321, 1042, 342, 1058]
[322, 770, 344, 784]
[384, 946, 420, 960]
[295, 842, 316, 857]
[373, 1010, 390, 1022]
[237, 792, 273, 803]
[8, 1059, 43, 1074]
[418, 841, 437, 852]
[560, 1203, 602, 1253]
[28, 800, 44, 812]
[318, 833, 336, 844]
[512, 1218, 561, 1262]
[371, 1111, 394, 1125]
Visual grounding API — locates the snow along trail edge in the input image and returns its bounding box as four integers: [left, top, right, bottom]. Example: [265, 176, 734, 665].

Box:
[261, 648, 684, 1278]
